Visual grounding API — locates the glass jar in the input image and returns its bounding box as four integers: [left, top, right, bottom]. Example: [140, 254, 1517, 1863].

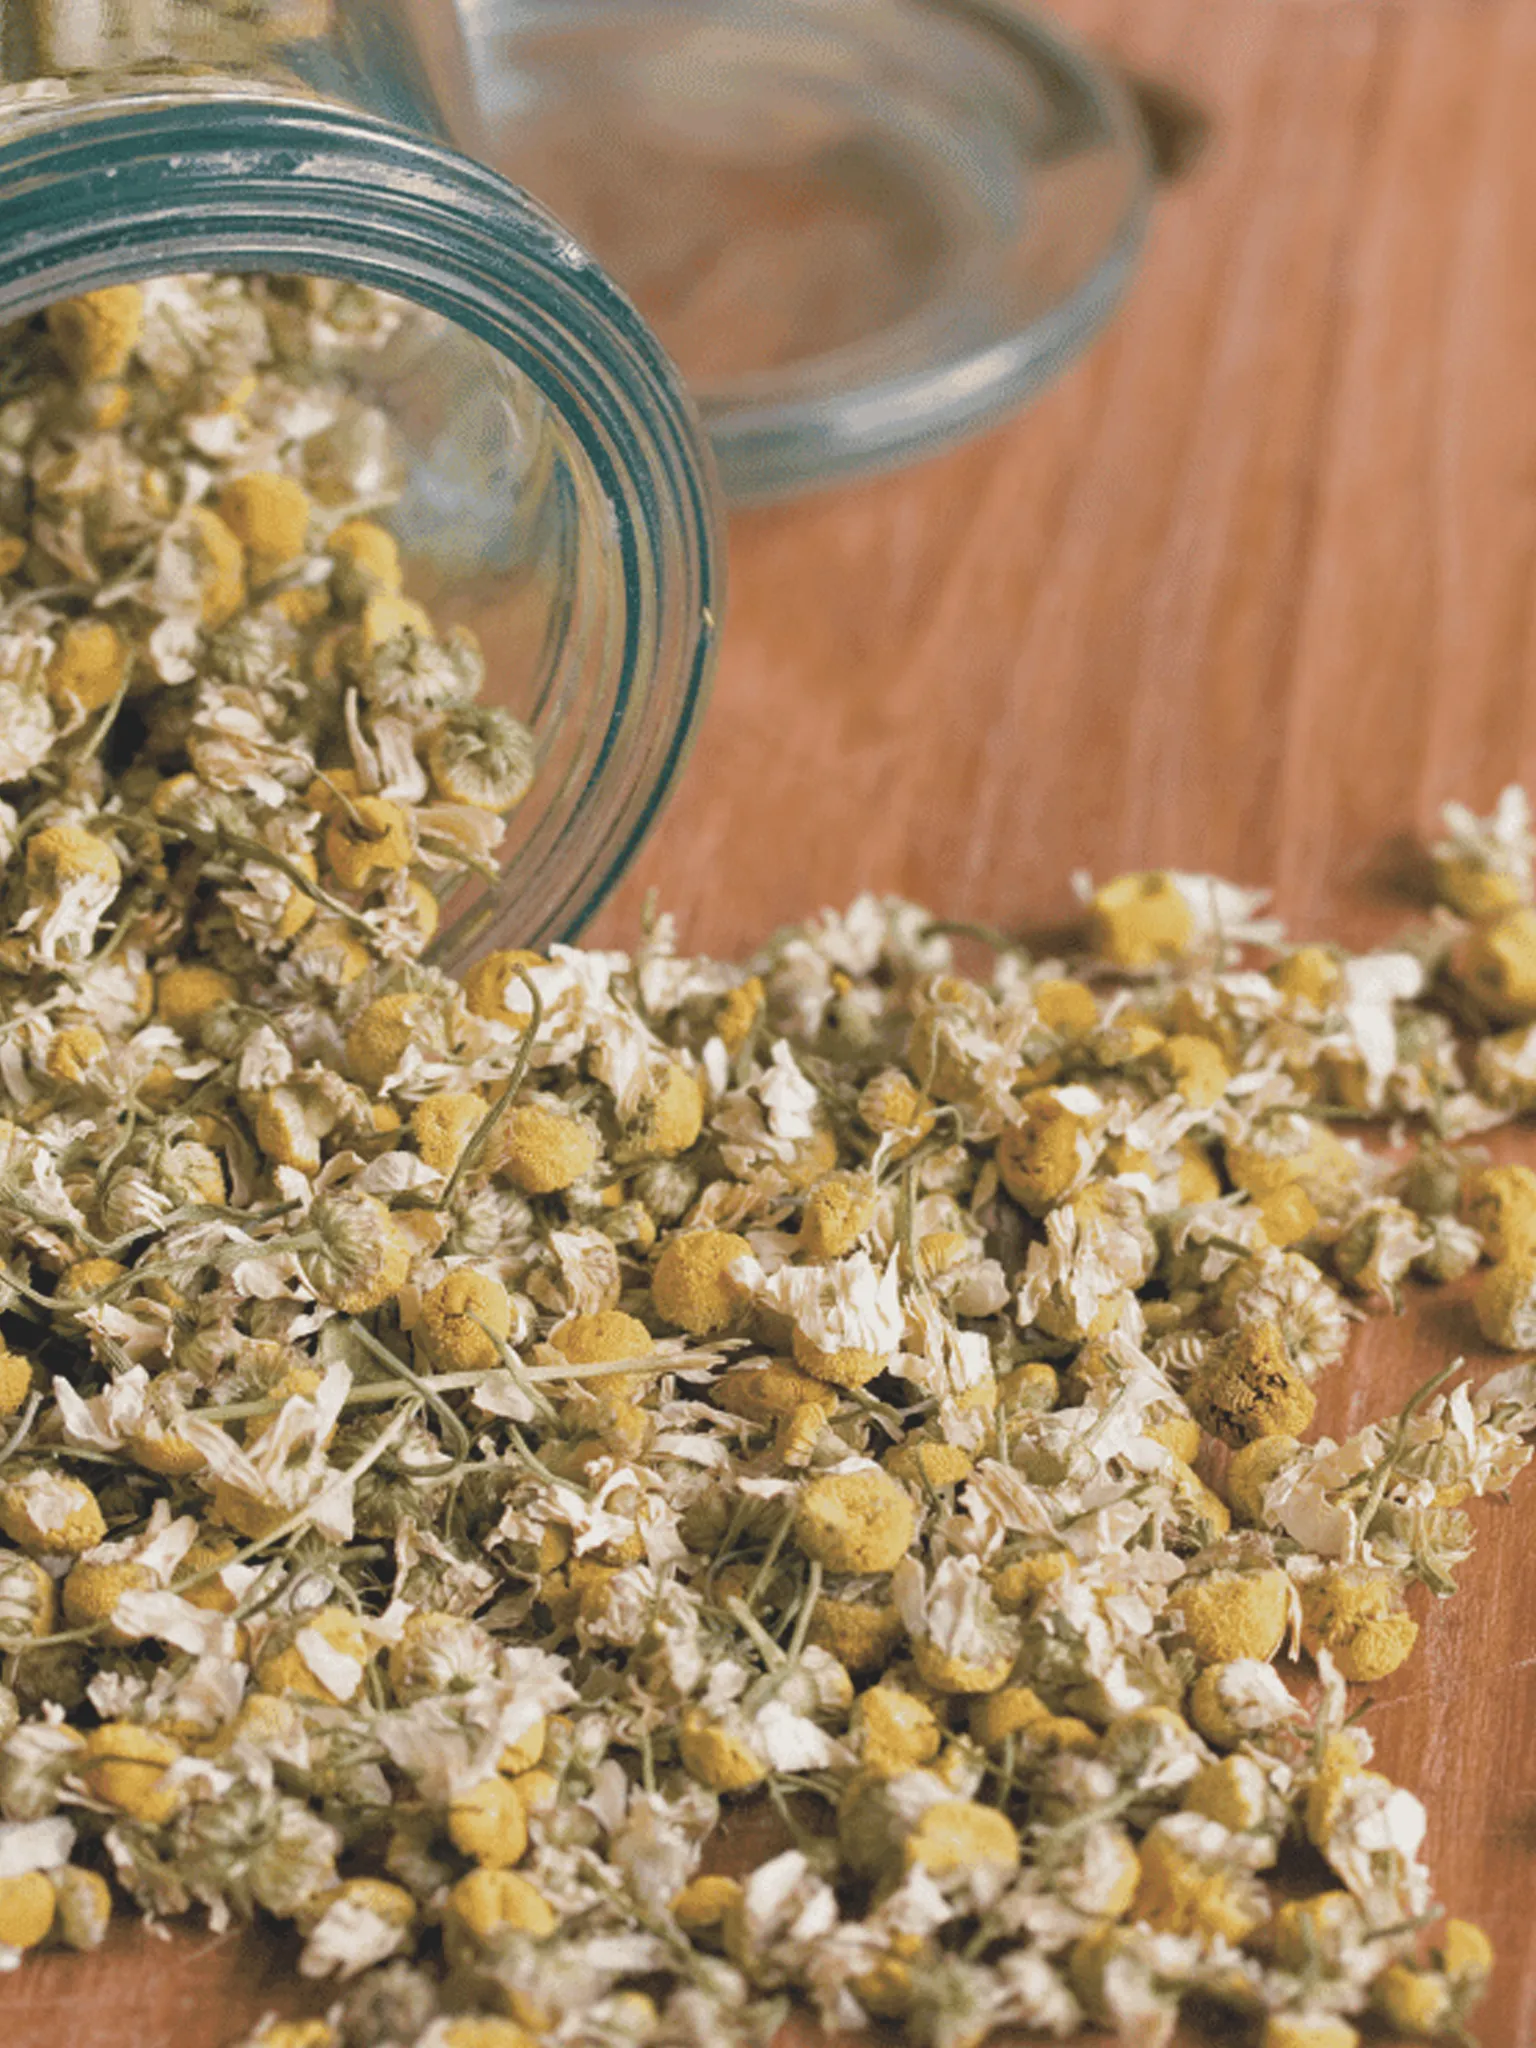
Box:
[0, 0, 723, 964]
[448, 0, 1151, 503]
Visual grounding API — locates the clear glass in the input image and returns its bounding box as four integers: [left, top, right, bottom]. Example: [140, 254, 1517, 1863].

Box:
[0, 0, 723, 959]
[443, 0, 1151, 502]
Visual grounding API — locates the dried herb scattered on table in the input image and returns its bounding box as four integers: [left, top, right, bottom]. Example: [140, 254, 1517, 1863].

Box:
[1, 283, 1535, 2048]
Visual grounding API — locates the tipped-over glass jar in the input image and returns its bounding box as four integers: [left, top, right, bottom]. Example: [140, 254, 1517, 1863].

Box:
[0, 0, 722, 964]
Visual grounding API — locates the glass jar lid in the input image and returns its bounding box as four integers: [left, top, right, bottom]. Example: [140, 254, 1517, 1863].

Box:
[453, 0, 1153, 500]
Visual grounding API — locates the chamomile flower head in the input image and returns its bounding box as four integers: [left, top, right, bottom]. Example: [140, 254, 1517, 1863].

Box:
[47, 618, 130, 717]
[491, 1097, 602, 1196]
[257, 1605, 373, 1706]
[651, 1229, 753, 1334]
[793, 1467, 916, 1575]
[301, 1193, 412, 1313]
[427, 706, 537, 813]
[0, 1872, 55, 1951]
[1212, 1251, 1351, 1380]
[385, 1609, 496, 1701]
[1473, 1253, 1536, 1349]
[1187, 1320, 1317, 1445]
[446, 1870, 559, 1964]
[80, 1722, 186, 1825]
[1173, 1566, 1291, 1665]
[1433, 787, 1534, 915]
[0, 1469, 106, 1554]
[0, 1346, 32, 1417]
[0, 1550, 57, 1641]
[1299, 1565, 1419, 1683]
[1454, 905, 1536, 1023]
[1260, 2018, 1360, 2048]
[1086, 871, 1194, 969]
[51, 1865, 113, 1952]
[1466, 1162, 1536, 1260]
[1132, 1812, 1270, 1943]
[217, 472, 312, 577]
[415, 1270, 512, 1372]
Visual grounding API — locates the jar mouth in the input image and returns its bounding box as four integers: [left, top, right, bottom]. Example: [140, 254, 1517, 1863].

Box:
[0, 93, 723, 958]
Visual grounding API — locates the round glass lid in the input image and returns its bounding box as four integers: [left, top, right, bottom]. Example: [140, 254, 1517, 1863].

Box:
[450, 0, 1154, 502]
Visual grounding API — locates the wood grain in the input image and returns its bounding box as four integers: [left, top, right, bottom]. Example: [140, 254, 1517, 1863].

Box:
[16, 0, 1536, 2040]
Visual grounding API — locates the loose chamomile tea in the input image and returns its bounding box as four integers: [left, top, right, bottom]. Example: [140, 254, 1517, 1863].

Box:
[0, 272, 536, 1001]
[0, 297, 1534, 2048]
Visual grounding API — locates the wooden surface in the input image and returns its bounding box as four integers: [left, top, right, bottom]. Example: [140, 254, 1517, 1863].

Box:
[18, 0, 1536, 2040]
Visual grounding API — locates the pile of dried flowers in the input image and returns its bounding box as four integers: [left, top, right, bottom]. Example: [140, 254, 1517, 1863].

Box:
[2, 281, 1536, 2048]
[0, 269, 533, 996]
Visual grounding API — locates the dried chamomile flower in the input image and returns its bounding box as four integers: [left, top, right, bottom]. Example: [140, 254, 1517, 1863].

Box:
[894, 1554, 1019, 1694]
[445, 1867, 558, 1949]
[1299, 1564, 1419, 1683]
[1211, 1250, 1351, 1380]
[51, 1865, 113, 1952]
[0, 1345, 33, 1416]
[327, 516, 403, 604]
[651, 1228, 753, 1334]
[849, 1683, 942, 1774]
[1181, 1751, 1283, 1839]
[1434, 786, 1534, 916]
[1186, 1321, 1317, 1445]
[1085, 870, 1194, 969]
[460, 947, 545, 1026]
[798, 1170, 877, 1258]
[905, 1799, 1021, 1881]
[996, 1087, 1101, 1215]
[1331, 1197, 1435, 1308]
[384, 1609, 495, 1701]
[1260, 2016, 1360, 2048]
[1224, 1434, 1305, 1526]
[1453, 904, 1536, 1023]
[79, 1722, 186, 1825]
[426, 705, 537, 812]
[216, 472, 313, 581]
[1133, 1811, 1272, 1942]
[492, 1095, 602, 1195]
[0, 1552, 56, 1643]
[793, 1467, 915, 1574]
[300, 1193, 412, 1312]
[415, 1269, 512, 1372]
[1172, 1564, 1291, 1665]
[0, 1469, 106, 1554]
[1473, 1251, 1536, 1347]
[1369, 1919, 1494, 2038]
[1465, 1160, 1536, 1259]
[0, 1870, 55, 1952]
[806, 1594, 906, 1675]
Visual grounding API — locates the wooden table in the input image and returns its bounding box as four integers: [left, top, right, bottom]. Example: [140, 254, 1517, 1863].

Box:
[17, 0, 1536, 2039]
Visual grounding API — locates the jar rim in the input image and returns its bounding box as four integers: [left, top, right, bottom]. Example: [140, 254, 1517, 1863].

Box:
[0, 91, 723, 955]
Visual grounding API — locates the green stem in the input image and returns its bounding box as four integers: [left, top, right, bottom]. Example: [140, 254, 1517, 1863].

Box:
[470, 1316, 560, 1429]
[506, 1423, 579, 1495]
[440, 967, 544, 1209]
[725, 1594, 786, 1672]
[743, 1500, 796, 1615]
[200, 1367, 494, 1423]
[0, 1390, 42, 1467]
[161, 819, 377, 939]
[1350, 1357, 1466, 1553]
[346, 1318, 471, 1461]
